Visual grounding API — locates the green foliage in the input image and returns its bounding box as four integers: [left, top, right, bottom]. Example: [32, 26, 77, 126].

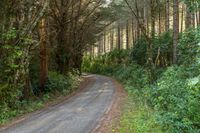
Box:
[151, 66, 200, 132]
[130, 37, 148, 65]
[154, 31, 173, 56]
[0, 99, 44, 124]
[182, 0, 200, 12]
[83, 30, 200, 133]
[0, 28, 23, 81]
[0, 69, 81, 124]
[130, 31, 173, 66]
[83, 50, 163, 133]
[113, 64, 149, 92]
[117, 95, 163, 133]
[47, 72, 71, 92]
[82, 49, 130, 74]
[0, 84, 21, 108]
[178, 27, 200, 75]
[46, 71, 81, 93]
[0, 28, 24, 110]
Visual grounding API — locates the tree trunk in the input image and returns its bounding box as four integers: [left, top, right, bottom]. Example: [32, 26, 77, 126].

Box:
[199, 11, 200, 26]
[126, 20, 129, 49]
[165, 0, 170, 31]
[192, 12, 195, 28]
[39, 18, 48, 92]
[180, 4, 184, 32]
[23, 76, 32, 99]
[132, 17, 135, 45]
[117, 24, 121, 50]
[158, 0, 162, 36]
[185, 5, 192, 29]
[173, 0, 179, 64]
[110, 29, 114, 51]
[150, 0, 156, 39]
[98, 37, 101, 55]
[196, 11, 199, 26]
[144, 0, 149, 37]
[104, 32, 106, 53]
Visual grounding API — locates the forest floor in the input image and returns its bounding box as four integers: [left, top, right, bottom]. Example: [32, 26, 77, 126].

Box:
[0, 74, 126, 133]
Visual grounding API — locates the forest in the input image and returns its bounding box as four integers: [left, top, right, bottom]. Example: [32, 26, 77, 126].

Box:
[0, 0, 200, 133]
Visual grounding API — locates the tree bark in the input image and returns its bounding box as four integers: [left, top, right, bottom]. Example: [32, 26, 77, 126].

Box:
[173, 0, 179, 64]
[110, 29, 114, 50]
[126, 20, 129, 49]
[117, 24, 121, 50]
[165, 0, 170, 31]
[185, 5, 192, 29]
[180, 4, 184, 32]
[39, 18, 48, 92]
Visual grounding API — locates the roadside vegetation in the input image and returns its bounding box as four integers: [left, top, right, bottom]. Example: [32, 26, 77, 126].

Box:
[1, 0, 200, 132]
[0, 0, 110, 125]
[0, 71, 81, 124]
[82, 27, 200, 133]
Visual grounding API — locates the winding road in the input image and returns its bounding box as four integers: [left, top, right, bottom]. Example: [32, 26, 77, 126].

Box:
[0, 75, 120, 133]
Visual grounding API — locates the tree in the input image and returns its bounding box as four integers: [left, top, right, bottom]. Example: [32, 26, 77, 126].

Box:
[165, 0, 170, 31]
[173, 0, 179, 64]
[39, 18, 48, 92]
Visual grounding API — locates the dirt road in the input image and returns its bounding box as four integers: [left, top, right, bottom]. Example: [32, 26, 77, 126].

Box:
[0, 75, 122, 133]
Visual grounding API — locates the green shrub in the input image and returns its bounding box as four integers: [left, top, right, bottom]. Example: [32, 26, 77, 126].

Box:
[46, 71, 80, 93]
[0, 28, 24, 108]
[113, 64, 149, 90]
[0, 71, 81, 124]
[178, 27, 200, 66]
[82, 28, 200, 133]
[130, 32, 172, 66]
[82, 49, 131, 74]
[151, 67, 200, 132]
[130, 37, 148, 65]
[0, 84, 22, 108]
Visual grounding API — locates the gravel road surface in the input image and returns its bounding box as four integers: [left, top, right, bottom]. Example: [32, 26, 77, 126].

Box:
[0, 75, 116, 133]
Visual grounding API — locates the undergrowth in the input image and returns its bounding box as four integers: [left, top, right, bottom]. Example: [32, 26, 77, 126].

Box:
[82, 27, 200, 133]
[0, 72, 81, 124]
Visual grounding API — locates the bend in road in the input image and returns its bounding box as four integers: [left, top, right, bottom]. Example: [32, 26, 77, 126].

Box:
[0, 75, 117, 133]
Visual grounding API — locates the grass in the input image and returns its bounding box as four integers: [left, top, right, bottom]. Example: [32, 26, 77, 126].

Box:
[112, 86, 163, 133]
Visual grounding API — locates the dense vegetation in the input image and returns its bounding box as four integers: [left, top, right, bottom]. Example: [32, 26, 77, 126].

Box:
[0, 70, 81, 124]
[0, 0, 111, 124]
[82, 27, 200, 133]
[1, 0, 200, 132]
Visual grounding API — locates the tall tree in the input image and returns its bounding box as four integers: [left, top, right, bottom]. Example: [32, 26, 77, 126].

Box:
[39, 18, 48, 92]
[117, 24, 121, 50]
[165, 0, 170, 31]
[173, 0, 179, 64]
[126, 20, 129, 49]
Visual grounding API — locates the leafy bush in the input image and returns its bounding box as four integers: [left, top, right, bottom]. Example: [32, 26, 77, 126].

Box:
[178, 27, 200, 77]
[130, 37, 148, 65]
[0, 28, 24, 111]
[46, 71, 81, 93]
[106, 49, 131, 65]
[82, 28, 200, 133]
[151, 67, 200, 132]
[130, 32, 173, 66]
[113, 64, 149, 91]
[0, 84, 22, 108]
[46, 72, 70, 92]
[0, 71, 81, 124]
[82, 49, 131, 74]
